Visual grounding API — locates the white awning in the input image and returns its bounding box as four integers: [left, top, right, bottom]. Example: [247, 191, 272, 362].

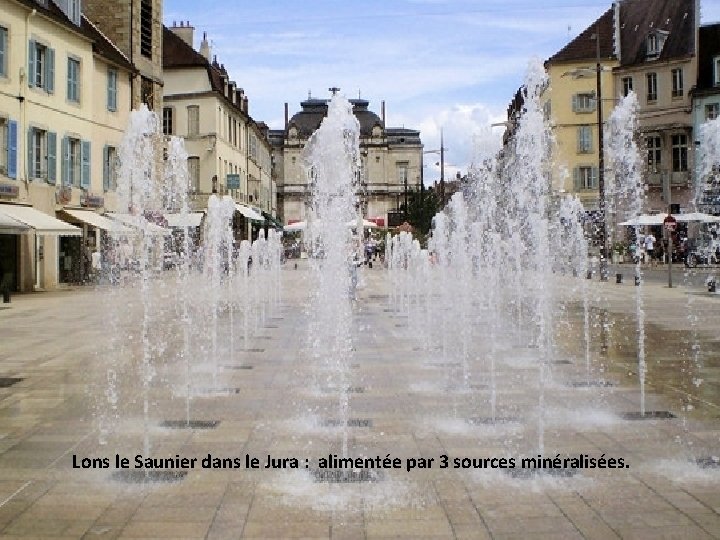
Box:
[165, 212, 204, 228]
[0, 204, 81, 236]
[60, 209, 133, 233]
[235, 204, 264, 221]
[0, 212, 31, 235]
[106, 213, 171, 236]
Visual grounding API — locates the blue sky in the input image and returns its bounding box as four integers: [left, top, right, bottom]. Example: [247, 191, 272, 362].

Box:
[165, 0, 720, 180]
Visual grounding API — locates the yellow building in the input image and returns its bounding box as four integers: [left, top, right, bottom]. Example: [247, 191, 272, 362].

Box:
[0, 0, 134, 292]
[162, 23, 275, 239]
[543, 7, 618, 211]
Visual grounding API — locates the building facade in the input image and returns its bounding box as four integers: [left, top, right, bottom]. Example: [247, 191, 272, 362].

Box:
[613, 0, 699, 213]
[162, 23, 274, 235]
[543, 7, 618, 210]
[82, 0, 163, 113]
[0, 0, 134, 292]
[692, 22, 720, 214]
[270, 96, 423, 226]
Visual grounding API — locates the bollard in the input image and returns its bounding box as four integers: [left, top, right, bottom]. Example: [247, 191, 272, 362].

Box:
[709, 279, 717, 293]
[635, 275, 641, 286]
[2, 290, 9, 303]
[616, 273, 623, 284]
[586, 270, 593, 280]
[294, 263, 298, 270]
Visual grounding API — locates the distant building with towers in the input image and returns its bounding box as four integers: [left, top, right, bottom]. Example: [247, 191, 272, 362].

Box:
[269, 94, 423, 227]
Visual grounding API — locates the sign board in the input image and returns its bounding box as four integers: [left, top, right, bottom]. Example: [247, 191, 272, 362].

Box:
[227, 174, 240, 190]
[663, 214, 677, 232]
[80, 193, 105, 208]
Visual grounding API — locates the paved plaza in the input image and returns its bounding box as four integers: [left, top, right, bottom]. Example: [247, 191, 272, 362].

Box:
[0, 262, 719, 539]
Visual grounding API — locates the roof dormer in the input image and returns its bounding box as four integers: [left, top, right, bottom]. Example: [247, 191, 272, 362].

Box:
[646, 29, 669, 59]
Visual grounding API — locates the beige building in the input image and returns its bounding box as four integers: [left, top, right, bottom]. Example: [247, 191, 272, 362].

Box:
[82, 0, 163, 114]
[270, 96, 423, 227]
[543, 7, 618, 210]
[613, 0, 699, 213]
[162, 23, 275, 237]
[0, 0, 135, 292]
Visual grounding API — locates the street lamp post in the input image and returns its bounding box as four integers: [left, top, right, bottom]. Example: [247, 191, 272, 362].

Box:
[592, 30, 608, 281]
[424, 131, 448, 207]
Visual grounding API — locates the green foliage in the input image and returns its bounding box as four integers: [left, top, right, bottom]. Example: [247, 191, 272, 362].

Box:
[401, 186, 439, 235]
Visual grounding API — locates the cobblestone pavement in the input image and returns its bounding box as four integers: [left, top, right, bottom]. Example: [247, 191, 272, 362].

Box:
[0, 261, 718, 539]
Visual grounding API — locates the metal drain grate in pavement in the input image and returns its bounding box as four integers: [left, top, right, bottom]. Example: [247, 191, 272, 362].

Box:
[0, 378, 24, 388]
[238, 348, 265, 353]
[466, 416, 521, 425]
[159, 420, 220, 429]
[322, 418, 373, 428]
[697, 457, 720, 469]
[223, 365, 254, 370]
[620, 411, 675, 420]
[111, 470, 187, 483]
[568, 380, 615, 388]
[312, 469, 383, 483]
[551, 360, 572, 365]
[505, 468, 577, 479]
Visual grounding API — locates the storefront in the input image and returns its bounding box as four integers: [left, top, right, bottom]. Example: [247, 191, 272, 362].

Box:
[0, 204, 81, 291]
[0, 214, 30, 292]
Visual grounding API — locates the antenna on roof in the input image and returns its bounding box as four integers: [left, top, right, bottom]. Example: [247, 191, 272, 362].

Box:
[358, 89, 361, 99]
[329, 86, 340, 96]
[568, 25, 571, 39]
[308, 89, 312, 99]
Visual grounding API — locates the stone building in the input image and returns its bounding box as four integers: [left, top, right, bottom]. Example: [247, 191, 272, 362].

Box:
[269, 96, 423, 227]
[613, 0, 699, 213]
[0, 0, 135, 292]
[82, 0, 163, 113]
[162, 23, 275, 237]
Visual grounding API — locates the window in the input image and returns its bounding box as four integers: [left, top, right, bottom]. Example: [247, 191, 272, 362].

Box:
[162, 107, 173, 135]
[140, 76, 153, 109]
[0, 26, 7, 78]
[577, 125, 593, 153]
[574, 166, 598, 190]
[572, 93, 596, 113]
[706, 103, 720, 121]
[28, 40, 54, 92]
[2, 119, 17, 178]
[26, 128, 57, 183]
[622, 77, 633, 97]
[188, 157, 200, 193]
[647, 34, 658, 56]
[671, 68, 683, 98]
[68, 0, 81, 26]
[543, 100, 551, 121]
[397, 162, 408, 186]
[103, 145, 117, 191]
[187, 106, 199, 136]
[67, 57, 80, 103]
[140, 0, 153, 59]
[62, 137, 90, 188]
[672, 134, 688, 172]
[715, 57, 720, 86]
[107, 68, 117, 111]
[646, 135, 661, 173]
[646, 72, 657, 102]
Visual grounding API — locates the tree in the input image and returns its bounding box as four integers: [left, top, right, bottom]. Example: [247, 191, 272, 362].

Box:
[401, 186, 439, 235]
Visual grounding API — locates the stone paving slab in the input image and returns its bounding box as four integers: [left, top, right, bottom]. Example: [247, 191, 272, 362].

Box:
[0, 262, 718, 538]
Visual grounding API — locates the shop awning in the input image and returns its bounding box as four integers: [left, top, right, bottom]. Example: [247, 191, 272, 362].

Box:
[106, 213, 171, 236]
[60, 209, 133, 233]
[0, 204, 81, 236]
[262, 212, 283, 229]
[235, 204, 264, 222]
[165, 212, 204, 228]
[0, 212, 31, 234]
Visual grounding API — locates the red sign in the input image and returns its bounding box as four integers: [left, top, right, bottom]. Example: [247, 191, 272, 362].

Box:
[663, 214, 677, 232]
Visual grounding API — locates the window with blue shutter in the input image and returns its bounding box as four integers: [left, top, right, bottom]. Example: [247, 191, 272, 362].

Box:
[61, 136, 69, 185]
[47, 132, 57, 184]
[28, 40, 36, 88]
[45, 47, 54, 93]
[67, 57, 79, 102]
[27, 127, 34, 180]
[7, 120, 17, 179]
[0, 27, 7, 78]
[102, 145, 109, 191]
[107, 69, 117, 111]
[81, 140, 90, 189]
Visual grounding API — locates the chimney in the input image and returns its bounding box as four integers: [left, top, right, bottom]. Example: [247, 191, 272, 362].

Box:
[199, 31, 211, 60]
[284, 102, 289, 129]
[242, 96, 248, 114]
[381, 100, 386, 125]
[171, 21, 194, 48]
